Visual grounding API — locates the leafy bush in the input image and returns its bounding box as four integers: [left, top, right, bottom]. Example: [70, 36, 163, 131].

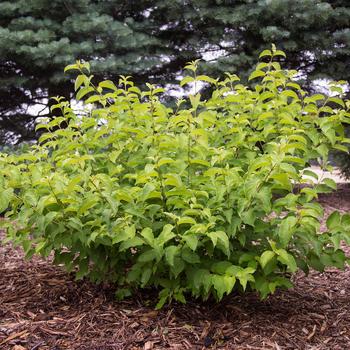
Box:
[333, 130, 350, 179]
[1, 46, 350, 308]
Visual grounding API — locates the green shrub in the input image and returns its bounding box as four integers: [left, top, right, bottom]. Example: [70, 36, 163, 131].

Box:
[1, 46, 350, 308]
[333, 130, 350, 179]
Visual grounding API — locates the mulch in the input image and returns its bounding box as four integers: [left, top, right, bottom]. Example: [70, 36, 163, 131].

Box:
[1, 185, 350, 349]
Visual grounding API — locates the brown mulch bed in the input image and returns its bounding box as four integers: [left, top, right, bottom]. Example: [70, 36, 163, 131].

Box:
[1, 185, 350, 349]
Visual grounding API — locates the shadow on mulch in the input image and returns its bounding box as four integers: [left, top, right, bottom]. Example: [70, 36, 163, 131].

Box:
[1, 185, 350, 350]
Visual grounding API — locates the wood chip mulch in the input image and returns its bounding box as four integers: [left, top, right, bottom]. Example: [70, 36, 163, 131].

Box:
[1, 184, 350, 350]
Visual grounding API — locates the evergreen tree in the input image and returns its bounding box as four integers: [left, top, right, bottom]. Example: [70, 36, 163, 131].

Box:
[0, 0, 349, 144]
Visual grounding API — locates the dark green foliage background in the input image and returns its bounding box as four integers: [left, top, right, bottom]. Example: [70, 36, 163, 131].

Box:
[0, 0, 349, 144]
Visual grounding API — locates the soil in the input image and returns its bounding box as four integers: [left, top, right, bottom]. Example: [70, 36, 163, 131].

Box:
[1, 184, 350, 350]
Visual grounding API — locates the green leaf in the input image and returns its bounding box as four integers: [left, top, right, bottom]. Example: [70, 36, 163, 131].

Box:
[35, 123, 50, 131]
[0, 188, 13, 213]
[208, 231, 230, 257]
[240, 208, 256, 226]
[171, 257, 185, 278]
[180, 76, 195, 87]
[260, 251, 275, 269]
[119, 237, 144, 251]
[155, 289, 170, 310]
[141, 267, 152, 287]
[326, 211, 341, 231]
[196, 75, 216, 84]
[223, 275, 236, 294]
[157, 158, 175, 167]
[277, 216, 297, 247]
[76, 259, 89, 280]
[64, 64, 79, 72]
[115, 288, 132, 301]
[85, 95, 102, 104]
[99, 80, 118, 91]
[157, 224, 175, 246]
[192, 268, 211, 291]
[271, 173, 292, 191]
[75, 75, 86, 91]
[212, 274, 236, 300]
[140, 227, 154, 246]
[165, 246, 179, 266]
[189, 159, 210, 167]
[248, 70, 265, 81]
[138, 248, 158, 263]
[189, 93, 201, 109]
[281, 90, 299, 100]
[328, 97, 345, 108]
[211, 261, 233, 275]
[76, 86, 94, 100]
[303, 169, 319, 180]
[139, 183, 156, 202]
[182, 247, 200, 263]
[323, 178, 337, 190]
[259, 49, 272, 58]
[236, 271, 254, 291]
[183, 234, 199, 251]
[275, 249, 297, 272]
[341, 214, 350, 229]
[174, 289, 186, 304]
[212, 275, 226, 300]
[308, 254, 325, 272]
[273, 50, 286, 58]
[78, 198, 99, 215]
[178, 217, 196, 225]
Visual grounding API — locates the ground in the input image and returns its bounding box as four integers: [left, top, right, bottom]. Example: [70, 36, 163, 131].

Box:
[1, 184, 350, 350]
